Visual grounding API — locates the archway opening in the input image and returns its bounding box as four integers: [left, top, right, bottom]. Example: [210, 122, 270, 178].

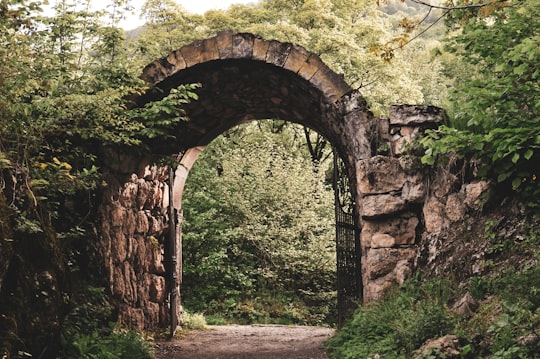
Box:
[180, 120, 338, 326]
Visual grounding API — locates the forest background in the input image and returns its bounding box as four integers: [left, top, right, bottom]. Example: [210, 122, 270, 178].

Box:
[0, 0, 538, 358]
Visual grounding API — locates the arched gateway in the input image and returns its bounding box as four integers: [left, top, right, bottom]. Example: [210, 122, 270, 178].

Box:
[100, 31, 443, 334]
[140, 30, 373, 328]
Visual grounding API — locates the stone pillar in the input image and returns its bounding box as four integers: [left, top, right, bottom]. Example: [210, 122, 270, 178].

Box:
[99, 151, 171, 330]
[357, 105, 445, 302]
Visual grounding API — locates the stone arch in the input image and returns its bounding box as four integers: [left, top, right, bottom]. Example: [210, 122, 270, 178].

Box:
[104, 32, 445, 332]
[141, 31, 350, 104]
[136, 30, 373, 162]
[136, 31, 374, 329]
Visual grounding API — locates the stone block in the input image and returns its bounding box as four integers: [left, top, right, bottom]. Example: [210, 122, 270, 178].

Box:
[140, 61, 167, 84]
[144, 302, 161, 329]
[143, 184, 158, 210]
[417, 336, 460, 358]
[370, 233, 396, 248]
[148, 215, 165, 236]
[432, 172, 459, 198]
[336, 89, 368, 115]
[297, 53, 324, 80]
[165, 50, 187, 74]
[111, 231, 127, 263]
[200, 37, 220, 62]
[252, 37, 270, 61]
[136, 211, 149, 234]
[445, 192, 467, 222]
[123, 261, 137, 303]
[123, 210, 136, 237]
[283, 45, 310, 74]
[309, 66, 349, 103]
[119, 181, 138, 208]
[391, 126, 420, 155]
[361, 193, 406, 218]
[266, 40, 293, 67]
[148, 242, 166, 274]
[451, 292, 478, 317]
[132, 234, 145, 270]
[232, 33, 254, 58]
[180, 40, 203, 67]
[362, 213, 418, 248]
[216, 30, 233, 59]
[357, 155, 407, 195]
[394, 259, 413, 285]
[402, 174, 425, 203]
[126, 307, 145, 331]
[112, 265, 125, 298]
[162, 182, 170, 211]
[463, 180, 491, 209]
[149, 275, 167, 303]
[364, 248, 415, 280]
[110, 206, 126, 228]
[362, 248, 415, 302]
[136, 180, 150, 209]
[363, 276, 389, 303]
[423, 197, 449, 233]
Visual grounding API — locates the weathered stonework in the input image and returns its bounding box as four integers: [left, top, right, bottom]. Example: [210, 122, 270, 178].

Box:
[98, 32, 451, 330]
[100, 164, 172, 330]
[357, 105, 444, 301]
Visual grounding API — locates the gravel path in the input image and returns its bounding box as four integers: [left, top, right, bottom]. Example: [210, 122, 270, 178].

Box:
[154, 324, 334, 359]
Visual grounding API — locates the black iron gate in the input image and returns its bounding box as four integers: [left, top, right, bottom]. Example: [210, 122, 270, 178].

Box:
[168, 168, 179, 337]
[333, 150, 362, 328]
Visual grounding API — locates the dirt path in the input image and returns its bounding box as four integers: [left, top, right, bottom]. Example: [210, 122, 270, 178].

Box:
[154, 324, 334, 359]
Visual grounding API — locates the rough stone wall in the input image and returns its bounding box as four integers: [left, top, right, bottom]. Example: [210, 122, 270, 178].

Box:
[99, 155, 172, 330]
[358, 105, 446, 302]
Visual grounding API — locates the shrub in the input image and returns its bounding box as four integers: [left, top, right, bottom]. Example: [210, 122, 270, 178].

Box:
[182, 311, 207, 330]
[326, 277, 455, 359]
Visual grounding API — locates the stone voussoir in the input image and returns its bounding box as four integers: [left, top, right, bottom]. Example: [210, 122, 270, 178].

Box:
[283, 45, 311, 74]
[309, 66, 350, 103]
[165, 50, 187, 75]
[200, 37, 220, 62]
[232, 33, 255, 59]
[140, 61, 167, 85]
[252, 37, 270, 61]
[216, 30, 234, 59]
[266, 40, 293, 67]
[297, 53, 325, 80]
[180, 40, 204, 67]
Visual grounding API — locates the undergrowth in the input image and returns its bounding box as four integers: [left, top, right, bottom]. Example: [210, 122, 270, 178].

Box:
[326, 214, 540, 359]
[58, 285, 153, 359]
[326, 278, 455, 359]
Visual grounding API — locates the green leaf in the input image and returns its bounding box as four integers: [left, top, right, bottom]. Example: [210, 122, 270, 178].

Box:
[513, 64, 529, 76]
[421, 154, 436, 166]
[497, 172, 512, 183]
[511, 152, 520, 164]
[524, 149, 534, 160]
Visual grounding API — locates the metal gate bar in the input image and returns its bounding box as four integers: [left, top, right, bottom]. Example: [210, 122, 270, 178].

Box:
[333, 150, 362, 328]
[168, 168, 178, 337]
